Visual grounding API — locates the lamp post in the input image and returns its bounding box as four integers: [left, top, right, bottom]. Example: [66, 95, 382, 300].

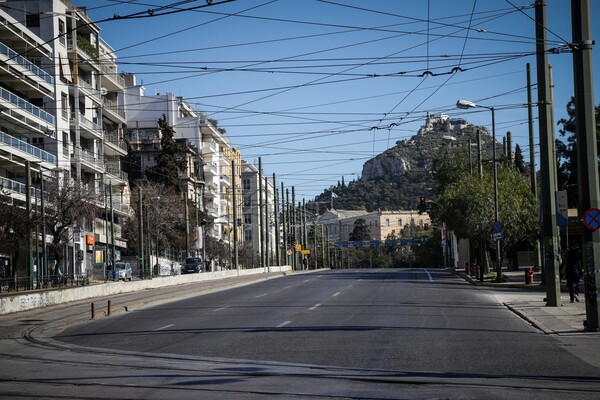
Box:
[456, 100, 501, 281]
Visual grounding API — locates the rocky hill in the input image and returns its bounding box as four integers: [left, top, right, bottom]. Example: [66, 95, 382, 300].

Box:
[312, 113, 490, 212]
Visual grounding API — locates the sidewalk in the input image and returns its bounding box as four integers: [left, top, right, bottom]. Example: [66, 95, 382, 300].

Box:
[455, 266, 595, 335]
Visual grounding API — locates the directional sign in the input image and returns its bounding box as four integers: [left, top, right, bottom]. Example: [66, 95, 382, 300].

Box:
[583, 208, 600, 231]
[491, 232, 504, 241]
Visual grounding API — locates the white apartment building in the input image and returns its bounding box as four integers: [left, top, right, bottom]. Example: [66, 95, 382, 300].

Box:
[241, 160, 277, 265]
[3, 1, 130, 277]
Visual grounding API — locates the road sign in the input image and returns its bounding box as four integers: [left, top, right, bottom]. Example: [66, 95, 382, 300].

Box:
[582, 208, 600, 231]
[295, 243, 302, 251]
[491, 232, 504, 241]
[287, 249, 293, 256]
[492, 221, 503, 233]
[556, 190, 568, 227]
[301, 250, 311, 255]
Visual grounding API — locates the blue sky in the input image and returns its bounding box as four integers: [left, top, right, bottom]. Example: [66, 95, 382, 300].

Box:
[75, 0, 599, 201]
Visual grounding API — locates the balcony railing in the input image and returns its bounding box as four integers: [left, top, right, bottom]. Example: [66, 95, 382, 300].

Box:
[0, 132, 56, 164]
[0, 42, 54, 85]
[76, 114, 102, 138]
[0, 176, 40, 198]
[103, 97, 126, 120]
[78, 79, 100, 102]
[0, 86, 54, 124]
[78, 149, 104, 171]
[104, 130, 127, 151]
[100, 63, 125, 87]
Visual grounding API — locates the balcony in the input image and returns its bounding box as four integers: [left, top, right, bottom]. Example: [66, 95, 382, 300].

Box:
[0, 86, 54, 131]
[78, 79, 101, 104]
[104, 129, 127, 155]
[205, 162, 218, 176]
[76, 149, 104, 172]
[99, 63, 125, 90]
[220, 174, 231, 186]
[73, 113, 102, 140]
[103, 97, 126, 123]
[105, 161, 128, 182]
[0, 131, 56, 165]
[0, 176, 40, 199]
[0, 41, 53, 86]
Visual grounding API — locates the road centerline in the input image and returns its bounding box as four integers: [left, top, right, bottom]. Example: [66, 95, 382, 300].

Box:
[309, 303, 321, 311]
[155, 324, 174, 331]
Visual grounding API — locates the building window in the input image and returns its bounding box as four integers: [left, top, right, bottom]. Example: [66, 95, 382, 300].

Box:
[59, 19, 66, 46]
[26, 13, 40, 27]
[244, 230, 252, 242]
[244, 213, 251, 224]
[62, 131, 69, 149]
[398, 218, 403, 226]
[243, 178, 251, 191]
[385, 218, 390, 227]
[243, 196, 251, 207]
[61, 93, 68, 120]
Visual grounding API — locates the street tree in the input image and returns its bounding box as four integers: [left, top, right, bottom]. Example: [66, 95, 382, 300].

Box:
[44, 177, 98, 274]
[0, 191, 37, 278]
[145, 115, 188, 192]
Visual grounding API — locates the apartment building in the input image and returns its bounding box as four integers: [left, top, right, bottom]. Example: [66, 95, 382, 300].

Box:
[241, 160, 277, 265]
[3, 1, 130, 277]
[0, 9, 55, 276]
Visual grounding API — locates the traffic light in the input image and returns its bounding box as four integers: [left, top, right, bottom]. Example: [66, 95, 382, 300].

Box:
[418, 196, 427, 214]
[424, 223, 429, 230]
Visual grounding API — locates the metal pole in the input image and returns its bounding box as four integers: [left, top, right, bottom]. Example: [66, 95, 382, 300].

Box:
[535, 0, 561, 306]
[477, 129, 483, 179]
[291, 187, 297, 271]
[109, 185, 115, 266]
[40, 168, 47, 286]
[571, 0, 600, 330]
[273, 174, 280, 266]
[281, 182, 287, 265]
[258, 158, 265, 271]
[527, 63, 542, 273]
[491, 107, 501, 281]
[264, 176, 270, 269]
[138, 186, 144, 278]
[232, 160, 239, 272]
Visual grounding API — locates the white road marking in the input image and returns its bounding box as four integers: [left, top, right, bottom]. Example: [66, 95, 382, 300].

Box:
[303, 279, 310, 283]
[309, 303, 321, 310]
[333, 292, 341, 297]
[277, 321, 291, 328]
[423, 268, 434, 282]
[282, 285, 290, 289]
[255, 293, 268, 298]
[155, 324, 174, 331]
[213, 306, 230, 312]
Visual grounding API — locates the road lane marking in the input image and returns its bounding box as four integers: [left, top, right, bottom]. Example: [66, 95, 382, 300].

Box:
[213, 306, 230, 312]
[277, 321, 291, 328]
[282, 286, 290, 289]
[333, 292, 341, 297]
[155, 324, 174, 331]
[255, 293, 268, 298]
[423, 268, 434, 282]
[303, 279, 310, 283]
[309, 303, 321, 310]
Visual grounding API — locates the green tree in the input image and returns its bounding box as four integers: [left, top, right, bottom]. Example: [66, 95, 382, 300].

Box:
[556, 98, 600, 207]
[514, 144, 527, 174]
[145, 115, 187, 192]
[349, 218, 371, 241]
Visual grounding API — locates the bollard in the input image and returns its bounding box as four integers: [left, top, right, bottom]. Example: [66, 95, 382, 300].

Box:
[525, 267, 534, 285]
[91, 302, 95, 319]
[107, 300, 111, 316]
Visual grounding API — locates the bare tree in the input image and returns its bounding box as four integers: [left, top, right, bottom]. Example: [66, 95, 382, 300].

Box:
[44, 177, 98, 274]
[0, 190, 37, 278]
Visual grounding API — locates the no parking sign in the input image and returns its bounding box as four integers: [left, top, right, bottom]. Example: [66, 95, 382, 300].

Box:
[582, 208, 600, 231]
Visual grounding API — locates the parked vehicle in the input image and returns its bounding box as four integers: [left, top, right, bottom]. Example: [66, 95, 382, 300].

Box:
[108, 262, 132, 281]
[181, 257, 203, 274]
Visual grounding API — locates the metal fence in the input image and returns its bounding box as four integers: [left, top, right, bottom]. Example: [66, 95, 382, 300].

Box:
[0, 274, 89, 293]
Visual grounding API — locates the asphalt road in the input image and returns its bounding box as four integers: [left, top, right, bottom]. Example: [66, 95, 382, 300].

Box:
[50, 268, 600, 399]
[1, 268, 599, 399]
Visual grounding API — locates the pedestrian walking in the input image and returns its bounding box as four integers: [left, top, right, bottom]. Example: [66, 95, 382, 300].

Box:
[565, 244, 583, 303]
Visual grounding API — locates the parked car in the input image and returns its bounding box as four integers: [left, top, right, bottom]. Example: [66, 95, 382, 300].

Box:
[181, 257, 204, 274]
[108, 262, 132, 281]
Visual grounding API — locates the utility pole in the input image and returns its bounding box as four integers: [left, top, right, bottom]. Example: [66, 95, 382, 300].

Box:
[571, 0, 600, 331]
[258, 157, 265, 272]
[292, 187, 297, 270]
[527, 63, 542, 273]
[264, 176, 270, 269]
[273, 174, 280, 266]
[232, 160, 239, 272]
[281, 182, 287, 265]
[535, 0, 561, 306]
[138, 186, 144, 278]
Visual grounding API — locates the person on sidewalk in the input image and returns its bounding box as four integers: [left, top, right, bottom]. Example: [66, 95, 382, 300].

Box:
[565, 244, 583, 303]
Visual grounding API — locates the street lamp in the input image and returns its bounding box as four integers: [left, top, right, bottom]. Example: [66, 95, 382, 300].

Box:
[456, 99, 501, 280]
